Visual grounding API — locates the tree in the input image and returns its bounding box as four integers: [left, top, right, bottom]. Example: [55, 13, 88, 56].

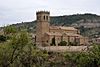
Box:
[4, 26, 17, 35]
[65, 44, 100, 67]
[0, 31, 29, 67]
[0, 31, 49, 67]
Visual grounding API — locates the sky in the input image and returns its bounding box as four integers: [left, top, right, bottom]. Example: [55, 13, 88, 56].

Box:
[0, 0, 100, 27]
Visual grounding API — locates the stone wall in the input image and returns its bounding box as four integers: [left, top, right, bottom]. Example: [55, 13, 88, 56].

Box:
[37, 46, 92, 52]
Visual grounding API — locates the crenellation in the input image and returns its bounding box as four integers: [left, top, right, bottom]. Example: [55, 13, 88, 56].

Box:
[36, 11, 50, 15]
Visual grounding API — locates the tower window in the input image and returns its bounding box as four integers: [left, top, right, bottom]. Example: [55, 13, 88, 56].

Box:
[37, 16, 39, 20]
[46, 16, 48, 20]
[37, 16, 41, 20]
[44, 16, 45, 20]
[47, 40, 48, 43]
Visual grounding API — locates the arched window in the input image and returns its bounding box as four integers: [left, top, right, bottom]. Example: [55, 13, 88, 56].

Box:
[37, 16, 41, 20]
[37, 16, 39, 20]
[46, 16, 48, 20]
[44, 16, 45, 20]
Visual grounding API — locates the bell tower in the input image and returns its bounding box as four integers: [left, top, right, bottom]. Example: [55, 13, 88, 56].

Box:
[36, 11, 50, 45]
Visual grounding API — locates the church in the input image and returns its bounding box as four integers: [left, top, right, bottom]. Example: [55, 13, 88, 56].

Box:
[36, 11, 88, 46]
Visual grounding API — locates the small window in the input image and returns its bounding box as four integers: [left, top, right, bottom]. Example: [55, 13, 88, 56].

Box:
[44, 16, 45, 20]
[37, 16, 41, 20]
[47, 40, 48, 43]
[37, 16, 39, 20]
[46, 16, 48, 20]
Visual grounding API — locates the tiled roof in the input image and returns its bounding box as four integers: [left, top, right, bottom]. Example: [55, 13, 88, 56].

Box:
[50, 26, 77, 30]
[45, 32, 83, 37]
[64, 33, 82, 37]
[45, 32, 62, 36]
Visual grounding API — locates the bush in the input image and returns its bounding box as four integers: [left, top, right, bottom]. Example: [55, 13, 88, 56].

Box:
[0, 35, 7, 42]
[58, 41, 67, 46]
[68, 42, 79, 46]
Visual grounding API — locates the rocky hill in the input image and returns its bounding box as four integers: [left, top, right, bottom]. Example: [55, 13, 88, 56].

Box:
[10, 13, 100, 37]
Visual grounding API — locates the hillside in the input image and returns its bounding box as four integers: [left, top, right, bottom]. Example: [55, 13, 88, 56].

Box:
[10, 13, 100, 37]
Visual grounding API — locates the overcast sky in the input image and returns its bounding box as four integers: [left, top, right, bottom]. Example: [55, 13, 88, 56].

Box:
[0, 0, 100, 27]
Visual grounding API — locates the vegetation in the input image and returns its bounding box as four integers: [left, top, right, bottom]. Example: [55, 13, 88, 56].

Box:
[51, 13, 100, 25]
[58, 41, 67, 46]
[4, 26, 17, 35]
[64, 45, 100, 67]
[0, 13, 100, 67]
[68, 42, 79, 46]
[0, 25, 100, 67]
[0, 35, 7, 42]
[0, 26, 49, 67]
[4, 13, 100, 37]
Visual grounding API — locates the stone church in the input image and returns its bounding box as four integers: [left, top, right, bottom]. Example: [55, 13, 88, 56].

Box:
[36, 11, 88, 46]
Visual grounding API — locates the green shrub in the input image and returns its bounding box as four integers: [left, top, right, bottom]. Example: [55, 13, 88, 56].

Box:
[68, 42, 79, 46]
[58, 41, 67, 46]
[0, 35, 7, 42]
